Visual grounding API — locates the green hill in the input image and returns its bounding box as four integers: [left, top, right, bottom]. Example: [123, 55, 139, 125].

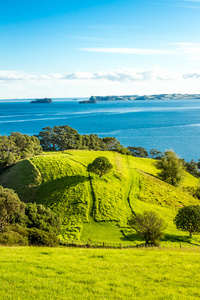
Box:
[0, 150, 199, 245]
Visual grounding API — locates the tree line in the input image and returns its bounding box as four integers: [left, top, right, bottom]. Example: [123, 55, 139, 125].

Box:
[0, 125, 199, 189]
[0, 186, 61, 246]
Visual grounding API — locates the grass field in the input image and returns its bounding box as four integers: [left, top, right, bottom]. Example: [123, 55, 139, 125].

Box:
[0, 246, 200, 299]
[0, 150, 199, 245]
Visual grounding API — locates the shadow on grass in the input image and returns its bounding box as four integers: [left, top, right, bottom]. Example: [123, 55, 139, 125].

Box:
[163, 233, 198, 245]
[120, 230, 200, 246]
[120, 230, 144, 242]
[34, 175, 90, 205]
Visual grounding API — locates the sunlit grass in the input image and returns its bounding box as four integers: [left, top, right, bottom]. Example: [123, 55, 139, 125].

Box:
[0, 247, 200, 299]
[0, 150, 199, 244]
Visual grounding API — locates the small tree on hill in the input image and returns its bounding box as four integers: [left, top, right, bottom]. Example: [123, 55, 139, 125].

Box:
[128, 211, 167, 245]
[87, 156, 113, 178]
[0, 186, 25, 233]
[174, 205, 200, 237]
[155, 150, 185, 186]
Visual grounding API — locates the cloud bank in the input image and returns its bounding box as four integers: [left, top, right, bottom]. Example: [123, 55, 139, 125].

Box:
[1, 66, 199, 84]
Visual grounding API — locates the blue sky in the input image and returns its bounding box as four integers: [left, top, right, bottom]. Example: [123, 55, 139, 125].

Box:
[1, 0, 200, 98]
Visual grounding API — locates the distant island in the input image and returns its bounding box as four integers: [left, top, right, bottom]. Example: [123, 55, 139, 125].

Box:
[30, 98, 53, 104]
[79, 94, 200, 104]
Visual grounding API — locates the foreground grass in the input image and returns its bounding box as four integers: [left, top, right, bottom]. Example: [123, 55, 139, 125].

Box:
[0, 247, 200, 299]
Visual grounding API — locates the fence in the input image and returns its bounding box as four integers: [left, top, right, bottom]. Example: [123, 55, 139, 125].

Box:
[60, 240, 200, 250]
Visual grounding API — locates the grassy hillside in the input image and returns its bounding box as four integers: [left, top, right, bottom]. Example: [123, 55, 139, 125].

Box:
[0, 247, 200, 299]
[0, 150, 199, 244]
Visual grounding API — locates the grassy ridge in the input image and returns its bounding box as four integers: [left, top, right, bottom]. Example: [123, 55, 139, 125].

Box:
[0, 247, 200, 299]
[0, 159, 42, 202]
[30, 155, 91, 240]
[0, 150, 199, 244]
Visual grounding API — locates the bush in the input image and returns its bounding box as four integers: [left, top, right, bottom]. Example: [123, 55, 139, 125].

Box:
[0, 224, 29, 246]
[128, 211, 167, 245]
[25, 203, 61, 235]
[28, 228, 59, 246]
[0, 186, 25, 233]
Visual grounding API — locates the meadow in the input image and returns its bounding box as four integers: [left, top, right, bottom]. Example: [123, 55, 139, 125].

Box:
[0, 246, 199, 299]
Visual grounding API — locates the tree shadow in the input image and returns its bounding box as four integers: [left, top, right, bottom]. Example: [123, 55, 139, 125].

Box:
[34, 175, 90, 205]
[120, 230, 144, 242]
[163, 233, 198, 245]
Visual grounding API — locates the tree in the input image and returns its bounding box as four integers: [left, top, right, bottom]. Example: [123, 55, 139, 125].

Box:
[36, 125, 82, 151]
[149, 149, 163, 159]
[0, 186, 25, 233]
[127, 146, 148, 158]
[87, 156, 113, 178]
[128, 211, 167, 245]
[101, 137, 121, 151]
[174, 205, 200, 237]
[0, 133, 42, 168]
[184, 159, 200, 178]
[155, 150, 185, 186]
[25, 203, 61, 235]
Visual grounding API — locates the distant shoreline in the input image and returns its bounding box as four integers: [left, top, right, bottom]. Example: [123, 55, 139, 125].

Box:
[79, 94, 200, 104]
[1, 94, 200, 103]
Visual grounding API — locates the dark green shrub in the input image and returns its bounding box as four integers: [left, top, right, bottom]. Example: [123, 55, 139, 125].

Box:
[25, 203, 61, 234]
[28, 228, 59, 246]
[0, 186, 25, 233]
[0, 224, 28, 246]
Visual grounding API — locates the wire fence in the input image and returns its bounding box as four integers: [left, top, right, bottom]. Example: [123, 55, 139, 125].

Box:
[60, 240, 200, 250]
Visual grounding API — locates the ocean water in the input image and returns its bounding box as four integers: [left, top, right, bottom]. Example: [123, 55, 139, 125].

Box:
[0, 98, 200, 161]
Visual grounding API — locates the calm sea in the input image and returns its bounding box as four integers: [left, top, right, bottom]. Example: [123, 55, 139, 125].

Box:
[0, 98, 200, 161]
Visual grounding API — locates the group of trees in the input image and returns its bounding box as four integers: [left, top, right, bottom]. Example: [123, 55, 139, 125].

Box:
[129, 205, 200, 245]
[127, 146, 163, 159]
[128, 146, 200, 179]
[36, 125, 130, 155]
[183, 159, 200, 178]
[0, 132, 42, 168]
[0, 186, 61, 246]
[0, 126, 132, 169]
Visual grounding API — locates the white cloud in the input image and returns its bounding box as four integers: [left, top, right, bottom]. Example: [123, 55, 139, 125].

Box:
[183, 72, 200, 79]
[80, 44, 200, 60]
[3, 66, 200, 86]
[0, 71, 51, 81]
[79, 47, 178, 55]
[0, 67, 181, 83]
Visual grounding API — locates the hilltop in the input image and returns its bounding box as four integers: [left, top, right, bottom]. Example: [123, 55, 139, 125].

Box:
[0, 151, 199, 245]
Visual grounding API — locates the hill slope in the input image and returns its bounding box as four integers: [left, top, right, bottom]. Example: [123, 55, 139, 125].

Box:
[0, 151, 199, 244]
